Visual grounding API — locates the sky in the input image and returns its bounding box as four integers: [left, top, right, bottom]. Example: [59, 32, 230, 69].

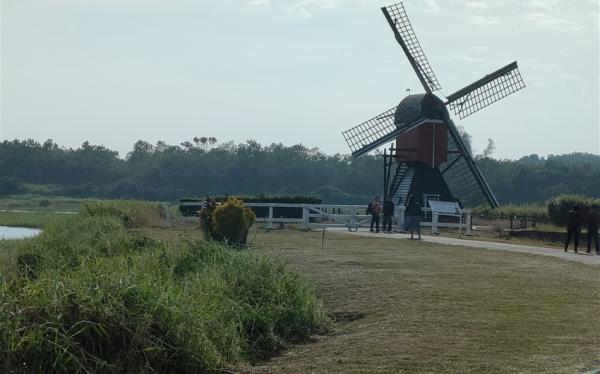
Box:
[1, 0, 598, 159]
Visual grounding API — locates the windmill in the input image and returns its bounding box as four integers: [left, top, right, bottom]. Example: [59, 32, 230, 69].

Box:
[342, 2, 525, 208]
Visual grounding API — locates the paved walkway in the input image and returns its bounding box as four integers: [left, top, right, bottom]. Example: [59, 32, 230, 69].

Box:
[336, 228, 600, 266]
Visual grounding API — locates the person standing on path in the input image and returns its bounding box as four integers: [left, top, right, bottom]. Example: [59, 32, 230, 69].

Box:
[382, 195, 395, 233]
[565, 205, 582, 253]
[586, 205, 599, 254]
[404, 194, 422, 240]
[369, 195, 382, 233]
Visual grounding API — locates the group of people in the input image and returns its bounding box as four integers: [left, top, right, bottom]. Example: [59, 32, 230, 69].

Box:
[367, 194, 422, 239]
[565, 205, 600, 254]
[366, 197, 600, 251]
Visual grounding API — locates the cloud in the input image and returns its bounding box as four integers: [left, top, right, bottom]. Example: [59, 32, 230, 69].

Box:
[558, 73, 585, 83]
[276, 0, 350, 18]
[248, 0, 270, 6]
[453, 54, 489, 64]
[460, 1, 489, 10]
[467, 15, 500, 26]
[417, 0, 441, 13]
[285, 4, 313, 18]
[525, 0, 557, 11]
[467, 45, 492, 53]
[456, 0, 511, 9]
[521, 58, 561, 73]
[525, 12, 582, 31]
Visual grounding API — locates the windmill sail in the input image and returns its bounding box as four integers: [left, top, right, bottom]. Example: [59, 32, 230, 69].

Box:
[439, 120, 499, 207]
[445, 61, 525, 119]
[381, 2, 441, 94]
[342, 98, 436, 157]
[340, 2, 524, 208]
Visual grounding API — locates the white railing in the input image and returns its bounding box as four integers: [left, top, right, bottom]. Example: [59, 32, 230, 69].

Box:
[178, 202, 471, 233]
[244, 203, 372, 230]
[419, 207, 472, 235]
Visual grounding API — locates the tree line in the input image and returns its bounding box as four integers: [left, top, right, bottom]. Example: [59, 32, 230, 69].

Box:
[0, 138, 598, 205]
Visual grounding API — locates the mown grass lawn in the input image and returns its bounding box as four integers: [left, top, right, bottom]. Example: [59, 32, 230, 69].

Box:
[247, 228, 600, 374]
[0, 211, 75, 228]
[0, 194, 88, 212]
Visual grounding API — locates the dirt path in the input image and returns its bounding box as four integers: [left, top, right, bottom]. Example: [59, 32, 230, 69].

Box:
[338, 228, 600, 266]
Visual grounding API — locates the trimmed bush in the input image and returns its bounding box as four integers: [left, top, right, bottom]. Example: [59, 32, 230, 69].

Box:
[205, 198, 256, 245]
[546, 194, 600, 226]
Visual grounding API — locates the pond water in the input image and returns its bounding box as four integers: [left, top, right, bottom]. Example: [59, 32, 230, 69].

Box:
[0, 226, 41, 240]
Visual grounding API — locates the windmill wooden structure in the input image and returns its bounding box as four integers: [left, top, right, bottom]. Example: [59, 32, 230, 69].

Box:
[342, 2, 525, 208]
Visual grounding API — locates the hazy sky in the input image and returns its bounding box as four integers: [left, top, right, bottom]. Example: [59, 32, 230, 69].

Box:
[1, 0, 599, 159]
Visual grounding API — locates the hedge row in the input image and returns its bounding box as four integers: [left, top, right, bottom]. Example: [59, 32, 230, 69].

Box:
[179, 195, 322, 217]
[546, 195, 600, 226]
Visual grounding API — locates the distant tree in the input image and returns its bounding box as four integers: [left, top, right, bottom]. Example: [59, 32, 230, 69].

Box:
[456, 125, 473, 155]
[1, 137, 598, 204]
[481, 138, 495, 159]
[517, 154, 545, 166]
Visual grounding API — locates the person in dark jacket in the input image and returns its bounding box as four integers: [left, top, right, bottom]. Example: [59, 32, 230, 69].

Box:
[369, 195, 382, 233]
[382, 195, 395, 233]
[564, 205, 582, 253]
[586, 205, 599, 255]
[404, 194, 422, 240]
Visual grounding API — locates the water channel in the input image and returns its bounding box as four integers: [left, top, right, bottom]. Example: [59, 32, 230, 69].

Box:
[0, 226, 41, 240]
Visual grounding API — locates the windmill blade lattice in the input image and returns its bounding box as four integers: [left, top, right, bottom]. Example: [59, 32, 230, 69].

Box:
[342, 106, 399, 157]
[381, 2, 441, 93]
[445, 61, 525, 119]
[342, 101, 428, 157]
[439, 120, 499, 207]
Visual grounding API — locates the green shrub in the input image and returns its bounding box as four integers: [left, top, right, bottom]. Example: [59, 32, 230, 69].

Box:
[81, 200, 165, 228]
[546, 194, 600, 226]
[211, 198, 256, 245]
[16, 253, 41, 279]
[0, 215, 328, 373]
[473, 203, 549, 221]
[199, 200, 216, 240]
[0, 177, 24, 195]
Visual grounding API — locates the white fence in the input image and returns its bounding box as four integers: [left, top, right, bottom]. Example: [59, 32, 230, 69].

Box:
[178, 202, 471, 234]
[244, 203, 370, 230]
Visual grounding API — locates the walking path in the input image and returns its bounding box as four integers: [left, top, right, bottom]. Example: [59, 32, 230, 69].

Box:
[336, 228, 600, 266]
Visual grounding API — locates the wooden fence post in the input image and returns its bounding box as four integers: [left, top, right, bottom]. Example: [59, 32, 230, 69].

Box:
[466, 212, 472, 235]
[302, 205, 310, 230]
[267, 204, 273, 230]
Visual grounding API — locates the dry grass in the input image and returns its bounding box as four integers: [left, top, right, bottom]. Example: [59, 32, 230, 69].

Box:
[244, 228, 600, 374]
[435, 228, 567, 249]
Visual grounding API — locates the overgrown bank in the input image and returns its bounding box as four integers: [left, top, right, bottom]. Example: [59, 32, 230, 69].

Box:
[0, 204, 328, 372]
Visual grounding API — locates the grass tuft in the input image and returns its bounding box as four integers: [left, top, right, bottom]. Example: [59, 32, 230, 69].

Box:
[1, 211, 328, 372]
[80, 200, 166, 228]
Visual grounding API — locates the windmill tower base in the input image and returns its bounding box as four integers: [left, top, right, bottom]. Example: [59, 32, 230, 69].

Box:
[386, 160, 457, 208]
